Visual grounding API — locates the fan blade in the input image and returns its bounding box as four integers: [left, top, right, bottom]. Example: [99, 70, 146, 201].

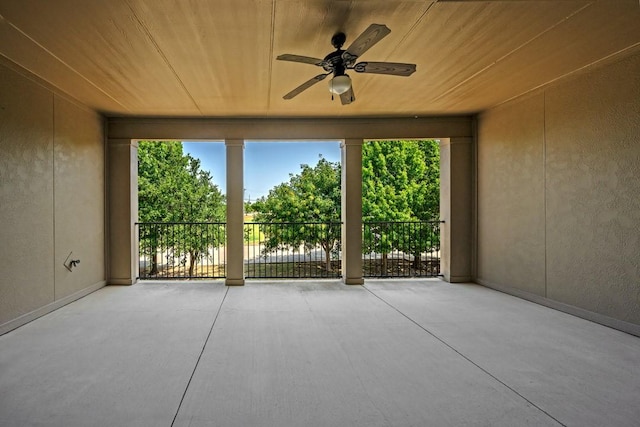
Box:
[344, 24, 391, 58]
[354, 61, 416, 77]
[340, 86, 355, 105]
[277, 54, 324, 66]
[283, 74, 329, 99]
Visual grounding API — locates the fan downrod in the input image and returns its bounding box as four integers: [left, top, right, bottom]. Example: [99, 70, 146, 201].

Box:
[331, 32, 346, 49]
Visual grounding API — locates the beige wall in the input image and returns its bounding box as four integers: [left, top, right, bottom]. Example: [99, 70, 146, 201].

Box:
[440, 138, 473, 283]
[0, 62, 105, 331]
[477, 52, 640, 328]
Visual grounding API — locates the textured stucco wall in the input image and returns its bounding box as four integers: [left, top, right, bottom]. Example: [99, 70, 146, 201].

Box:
[440, 138, 473, 283]
[477, 52, 640, 326]
[477, 95, 546, 296]
[0, 63, 104, 327]
[53, 96, 105, 299]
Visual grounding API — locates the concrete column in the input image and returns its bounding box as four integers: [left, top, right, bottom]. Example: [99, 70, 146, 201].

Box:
[440, 137, 473, 282]
[107, 139, 138, 285]
[341, 139, 364, 285]
[225, 140, 245, 286]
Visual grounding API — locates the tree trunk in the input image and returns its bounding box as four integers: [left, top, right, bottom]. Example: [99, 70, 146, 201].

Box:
[382, 252, 388, 275]
[320, 242, 332, 272]
[188, 250, 198, 277]
[412, 251, 421, 270]
[150, 249, 159, 275]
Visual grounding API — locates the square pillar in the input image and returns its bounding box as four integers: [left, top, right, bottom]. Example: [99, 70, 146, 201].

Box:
[341, 139, 364, 285]
[107, 139, 138, 285]
[440, 137, 473, 282]
[225, 140, 245, 286]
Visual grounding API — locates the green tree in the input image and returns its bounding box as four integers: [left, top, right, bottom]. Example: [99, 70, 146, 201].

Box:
[138, 141, 225, 276]
[404, 140, 440, 270]
[362, 140, 439, 271]
[175, 157, 226, 276]
[253, 157, 341, 272]
[138, 141, 188, 274]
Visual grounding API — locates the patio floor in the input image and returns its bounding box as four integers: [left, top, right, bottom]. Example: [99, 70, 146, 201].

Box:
[1, 279, 639, 427]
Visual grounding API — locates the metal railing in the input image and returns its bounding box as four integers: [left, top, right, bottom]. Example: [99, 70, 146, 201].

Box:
[136, 220, 441, 280]
[244, 222, 342, 279]
[137, 222, 226, 279]
[362, 221, 441, 278]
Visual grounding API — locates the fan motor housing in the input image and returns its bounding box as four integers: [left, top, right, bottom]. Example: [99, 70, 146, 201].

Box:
[323, 50, 346, 75]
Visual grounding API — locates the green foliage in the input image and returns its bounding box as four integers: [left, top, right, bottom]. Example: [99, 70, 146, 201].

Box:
[138, 141, 225, 275]
[138, 141, 188, 223]
[362, 139, 439, 221]
[413, 140, 440, 221]
[253, 157, 341, 271]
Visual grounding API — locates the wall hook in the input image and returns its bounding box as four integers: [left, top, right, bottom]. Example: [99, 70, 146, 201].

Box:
[64, 252, 80, 272]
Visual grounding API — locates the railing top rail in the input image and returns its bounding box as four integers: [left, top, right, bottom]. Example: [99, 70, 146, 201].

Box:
[136, 222, 227, 225]
[137, 220, 442, 225]
[363, 220, 444, 224]
[245, 221, 342, 225]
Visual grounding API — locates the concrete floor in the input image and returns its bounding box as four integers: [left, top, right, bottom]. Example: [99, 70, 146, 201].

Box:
[1, 280, 639, 427]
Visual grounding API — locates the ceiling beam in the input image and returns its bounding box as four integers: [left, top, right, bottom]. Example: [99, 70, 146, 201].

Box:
[107, 116, 474, 141]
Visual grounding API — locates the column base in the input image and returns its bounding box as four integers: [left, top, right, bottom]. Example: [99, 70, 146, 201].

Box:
[225, 278, 245, 286]
[443, 275, 472, 283]
[342, 277, 364, 285]
[108, 278, 138, 286]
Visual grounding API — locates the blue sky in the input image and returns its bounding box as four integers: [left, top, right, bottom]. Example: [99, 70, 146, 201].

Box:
[182, 141, 341, 201]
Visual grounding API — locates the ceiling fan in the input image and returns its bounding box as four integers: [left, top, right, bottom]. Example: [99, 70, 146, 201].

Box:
[277, 24, 417, 105]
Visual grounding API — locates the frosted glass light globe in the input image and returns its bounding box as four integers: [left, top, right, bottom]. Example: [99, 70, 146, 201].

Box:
[329, 75, 351, 95]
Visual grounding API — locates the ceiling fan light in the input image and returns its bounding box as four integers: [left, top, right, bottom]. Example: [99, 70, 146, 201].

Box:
[329, 74, 351, 95]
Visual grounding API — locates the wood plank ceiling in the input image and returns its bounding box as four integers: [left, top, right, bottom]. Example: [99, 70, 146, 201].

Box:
[1, 0, 639, 118]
